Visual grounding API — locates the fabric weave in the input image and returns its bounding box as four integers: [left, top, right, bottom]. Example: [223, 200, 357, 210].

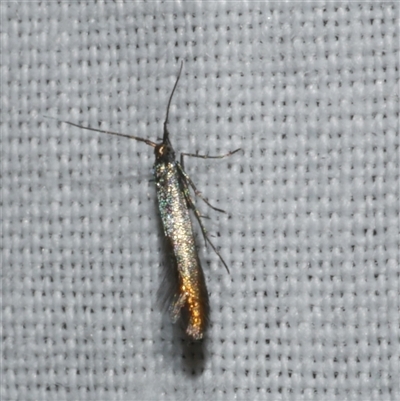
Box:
[2, 2, 399, 400]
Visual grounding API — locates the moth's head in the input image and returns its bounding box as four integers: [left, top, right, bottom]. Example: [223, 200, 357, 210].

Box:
[155, 141, 175, 162]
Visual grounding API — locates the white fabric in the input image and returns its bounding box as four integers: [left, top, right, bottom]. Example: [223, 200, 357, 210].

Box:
[2, 2, 399, 400]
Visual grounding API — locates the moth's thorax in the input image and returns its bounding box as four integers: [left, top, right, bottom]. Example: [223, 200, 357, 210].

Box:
[154, 160, 176, 184]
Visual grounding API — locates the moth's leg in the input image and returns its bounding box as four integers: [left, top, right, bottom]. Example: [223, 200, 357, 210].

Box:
[180, 176, 209, 245]
[180, 148, 242, 165]
[177, 161, 226, 214]
[179, 170, 230, 274]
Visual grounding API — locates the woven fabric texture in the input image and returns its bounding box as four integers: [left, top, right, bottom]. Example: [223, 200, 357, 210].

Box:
[2, 2, 399, 400]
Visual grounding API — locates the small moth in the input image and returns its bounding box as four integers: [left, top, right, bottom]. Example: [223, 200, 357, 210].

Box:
[51, 63, 240, 340]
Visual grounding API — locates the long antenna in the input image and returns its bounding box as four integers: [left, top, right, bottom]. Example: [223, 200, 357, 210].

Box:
[163, 61, 183, 142]
[44, 116, 157, 148]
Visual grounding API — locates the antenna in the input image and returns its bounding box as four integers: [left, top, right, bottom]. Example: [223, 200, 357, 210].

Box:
[44, 116, 157, 148]
[163, 61, 183, 142]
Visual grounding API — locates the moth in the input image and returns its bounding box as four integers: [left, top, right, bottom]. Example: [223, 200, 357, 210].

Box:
[51, 63, 240, 340]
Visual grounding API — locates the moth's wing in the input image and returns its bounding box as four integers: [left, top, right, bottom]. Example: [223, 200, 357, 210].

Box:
[177, 172, 211, 326]
[157, 231, 181, 317]
[156, 216, 210, 339]
[189, 254, 210, 328]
